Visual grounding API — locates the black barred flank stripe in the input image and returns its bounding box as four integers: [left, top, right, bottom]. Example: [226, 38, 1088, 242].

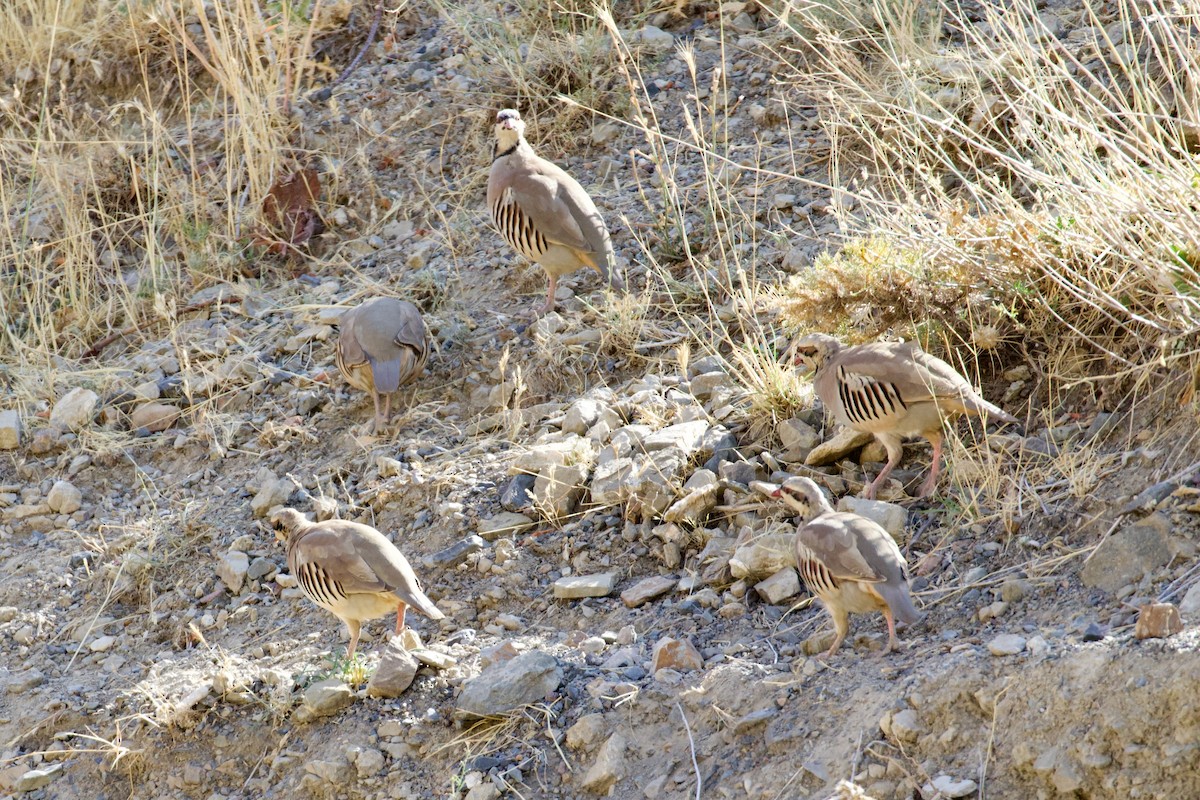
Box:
[798, 550, 841, 599]
[491, 197, 548, 262]
[297, 561, 345, 609]
[837, 366, 906, 425]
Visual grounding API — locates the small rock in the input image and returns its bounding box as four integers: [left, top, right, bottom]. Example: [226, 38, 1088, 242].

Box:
[1180, 583, 1200, 618]
[987, 633, 1027, 656]
[130, 402, 180, 432]
[89, 635, 116, 652]
[999, 578, 1033, 603]
[1135, 603, 1183, 639]
[927, 775, 978, 798]
[0, 409, 20, 449]
[755, 568, 801, 604]
[533, 463, 588, 520]
[29, 427, 62, 455]
[562, 398, 603, 434]
[777, 417, 820, 459]
[304, 758, 352, 784]
[424, 535, 486, 568]
[729, 531, 794, 581]
[643, 420, 709, 455]
[581, 734, 627, 794]
[733, 707, 778, 734]
[510, 437, 594, 475]
[662, 482, 720, 526]
[478, 511, 534, 541]
[805, 428, 874, 466]
[835, 497, 907, 541]
[1080, 622, 1106, 642]
[566, 713, 606, 750]
[689, 371, 730, 400]
[650, 637, 703, 672]
[294, 679, 355, 723]
[350, 746, 385, 778]
[367, 638, 420, 697]
[456, 650, 562, 718]
[554, 573, 616, 599]
[412, 648, 457, 670]
[50, 387, 99, 430]
[578, 636, 607, 655]
[633, 24, 674, 51]
[885, 709, 924, 743]
[250, 478, 294, 518]
[46, 480, 83, 514]
[1080, 513, 1171, 592]
[620, 575, 676, 608]
[465, 784, 500, 800]
[15, 764, 63, 792]
[217, 551, 250, 594]
[480, 641, 520, 669]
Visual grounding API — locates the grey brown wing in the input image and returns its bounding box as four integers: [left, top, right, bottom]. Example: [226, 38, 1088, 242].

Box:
[799, 514, 888, 583]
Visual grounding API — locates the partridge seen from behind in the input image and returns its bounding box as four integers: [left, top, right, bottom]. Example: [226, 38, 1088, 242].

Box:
[792, 333, 1017, 499]
[335, 296, 429, 434]
[270, 508, 445, 657]
[488, 108, 624, 316]
[755, 477, 921, 656]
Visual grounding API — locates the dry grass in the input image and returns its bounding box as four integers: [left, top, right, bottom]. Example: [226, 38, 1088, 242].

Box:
[0, 0, 355, 367]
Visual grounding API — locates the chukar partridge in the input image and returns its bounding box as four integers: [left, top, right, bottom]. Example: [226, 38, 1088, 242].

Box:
[270, 508, 445, 657]
[792, 333, 1017, 499]
[335, 296, 429, 434]
[487, 108, 625, 316]
[755, 477, 921, 656]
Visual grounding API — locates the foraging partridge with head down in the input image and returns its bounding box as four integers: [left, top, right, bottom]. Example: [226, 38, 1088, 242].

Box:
[488, 108, 625, 316]
[270, 508, 445, 657]
[755, 477, 921, 656]
[335, 296, 429, 434]
[791, 333, 1017, 499]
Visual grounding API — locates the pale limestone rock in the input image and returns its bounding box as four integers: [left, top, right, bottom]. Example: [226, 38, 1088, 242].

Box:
[50, 388, 99, 430]
[554, 573, 616, 599]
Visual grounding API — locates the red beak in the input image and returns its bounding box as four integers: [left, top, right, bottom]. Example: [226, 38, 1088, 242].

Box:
[771, 488, 782, 498]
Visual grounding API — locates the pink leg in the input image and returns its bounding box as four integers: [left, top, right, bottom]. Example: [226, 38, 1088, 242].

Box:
[882, 608, 901, 654]
[345, 619, 362, 658]
[394, 603, 408, 635]
[917, 434, 944, 497]
[537, 274, 558, 317]
[370, 392, 384, 435]
[865, 436, 904, 500]
[382, 393, 393, 431]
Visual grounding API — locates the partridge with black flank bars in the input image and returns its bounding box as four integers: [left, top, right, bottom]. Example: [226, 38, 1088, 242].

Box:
[335, 296, 429, 434]
[755, 477, 922, 657]
[792, 333, 1017, 499]
[270, 508, 445, 657]
[488, 108, 625, 316]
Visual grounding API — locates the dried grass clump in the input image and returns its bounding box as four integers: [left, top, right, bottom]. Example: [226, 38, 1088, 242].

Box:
[771, 0, 1200, 387]
[0, 0, 358, 364]
[433, 0, 643, 145]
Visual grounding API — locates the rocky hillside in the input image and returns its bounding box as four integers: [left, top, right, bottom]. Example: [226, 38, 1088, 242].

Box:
[2, 1, 1200, 799]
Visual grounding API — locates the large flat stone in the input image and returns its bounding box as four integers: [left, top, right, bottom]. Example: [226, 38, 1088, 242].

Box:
[1080, 513, 1172, 593]
[805, 428, 874, 466]
[554, 573, 617, 599]
[456, 650, 562, 718]
[836, 497, 908, 541]
[620, 576, 676, 608]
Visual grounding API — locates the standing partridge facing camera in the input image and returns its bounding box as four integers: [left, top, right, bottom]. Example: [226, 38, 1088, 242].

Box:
[755, 477, 921, 656]
[791, 333, 1017, 499]
[270, 508, 445, 657]
[488, 108, 624, 316]
[335, 296, 429, 434]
